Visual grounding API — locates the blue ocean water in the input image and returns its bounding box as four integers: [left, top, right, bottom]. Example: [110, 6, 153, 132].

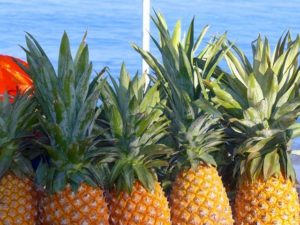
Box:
[1, 0, 300, 149]
[1, 0, 299, 74]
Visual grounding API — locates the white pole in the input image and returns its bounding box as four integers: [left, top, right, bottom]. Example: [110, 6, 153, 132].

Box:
[142, 0, 150, 86]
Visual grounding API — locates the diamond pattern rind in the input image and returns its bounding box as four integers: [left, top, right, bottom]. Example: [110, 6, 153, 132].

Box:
[170, 165, 234, 225]
[0, 173, 38, 225]
[39, 183, 109, 225]
[235, 175, 300, 224]
[109, 182, 171, 225]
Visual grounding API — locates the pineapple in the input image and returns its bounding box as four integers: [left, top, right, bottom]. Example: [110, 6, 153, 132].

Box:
[206, 33, 300, 224]
[0, 92, 38, 224]
[21, 32, 109, 224]
[133, 12, 234, 224]
[98, 64, 172, 225]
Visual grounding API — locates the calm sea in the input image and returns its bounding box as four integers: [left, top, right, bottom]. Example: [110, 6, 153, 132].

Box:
[1, 0, 300, 170]
[1, 0, 299, 74]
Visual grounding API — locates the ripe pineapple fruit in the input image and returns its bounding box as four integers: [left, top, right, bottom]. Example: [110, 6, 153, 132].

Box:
[0, 93, 38, 224]
[21, 32, 109, 224]
[98, 64, 172, 225]
[133, 12, 233, 224]
[206, 33, 300, 224]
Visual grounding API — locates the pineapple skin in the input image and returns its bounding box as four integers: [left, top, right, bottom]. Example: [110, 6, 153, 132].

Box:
[0, 173, 38, 225]
[170, 165, 234, 225]
[109, 181, 171, 225]
[39, 183, 109, 225]
[235, 175, 300, 225]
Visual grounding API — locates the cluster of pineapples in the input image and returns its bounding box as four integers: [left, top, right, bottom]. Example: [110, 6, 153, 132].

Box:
[1, 12, 300, 225]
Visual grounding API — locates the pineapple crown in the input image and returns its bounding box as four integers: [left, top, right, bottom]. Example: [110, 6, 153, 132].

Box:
[133, 12, 226, 169]
[21, 32, 105, 193]
[97, 64, 171, 193]
[0, 92, 36, 179]
[206, 33, 300, 182]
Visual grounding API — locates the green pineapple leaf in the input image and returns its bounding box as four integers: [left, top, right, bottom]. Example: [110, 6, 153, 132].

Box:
[23, 32, 106, 193]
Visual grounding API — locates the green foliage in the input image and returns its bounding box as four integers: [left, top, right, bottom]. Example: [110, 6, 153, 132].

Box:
[21, 32, 106, 193]
[133, 12, 226, 171]
[207, 32, 300, 182]
[0, 92, 36, 179]
[96, 64, 171, 192]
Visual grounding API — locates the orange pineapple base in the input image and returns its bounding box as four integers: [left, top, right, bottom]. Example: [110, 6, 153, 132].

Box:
[170, 165, 234, 225]
[39, 183, 109, 225]
[0, 173, 38, 225]
[109, 181, 171, 225]
[235, 175, 300, 224]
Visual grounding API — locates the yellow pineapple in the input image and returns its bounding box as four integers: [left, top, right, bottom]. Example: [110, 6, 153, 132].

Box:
[235, 175, 299, 224]
[170, 165, 232, 224]
[22, 32, 109, 224]
[109, 182, 170, 224]
[134, 12, 233, 224]
[0, 173, 38, 225]
[39, 183, 108, 224]
[207, 33, 300, 223]
[99, 64, 172, 225]
[0, 93, 38, 224]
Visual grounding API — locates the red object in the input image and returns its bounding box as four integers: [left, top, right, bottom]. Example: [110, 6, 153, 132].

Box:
[0, 55, 33, 98]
